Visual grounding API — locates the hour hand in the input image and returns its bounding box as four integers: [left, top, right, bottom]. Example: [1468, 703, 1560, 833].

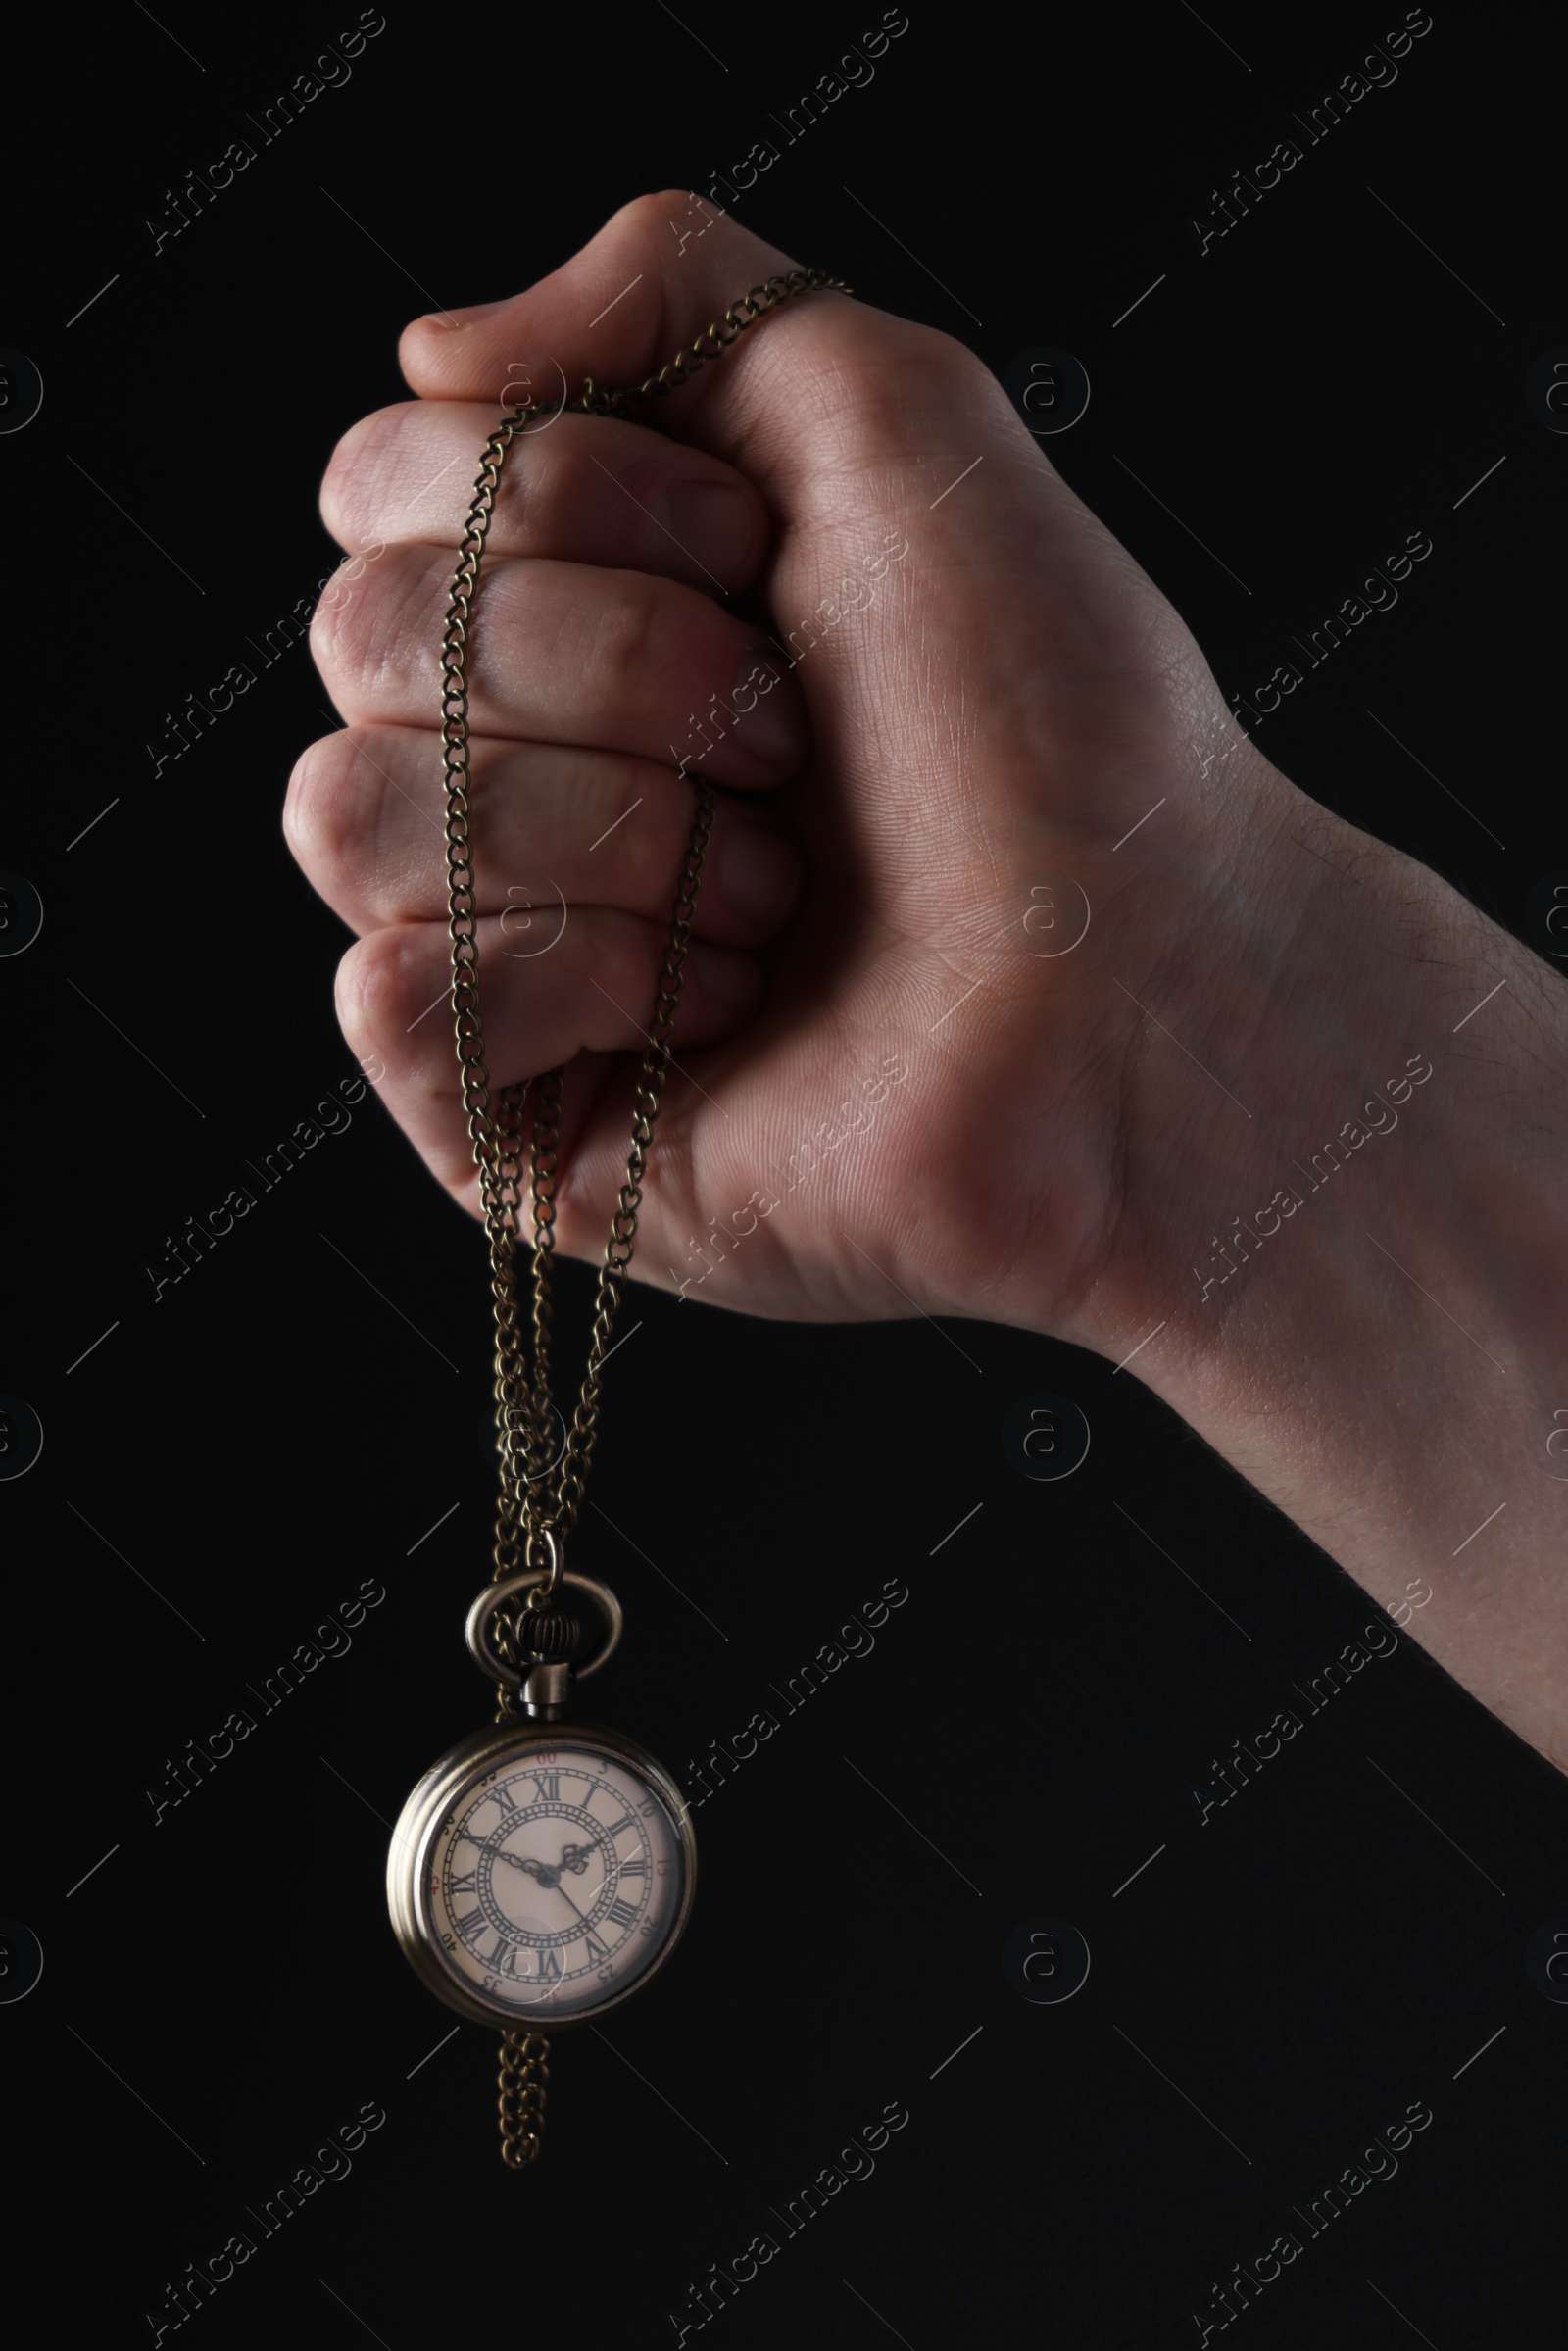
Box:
[557, 1842, 594, 1876]
[492, 1849, 550, 1880]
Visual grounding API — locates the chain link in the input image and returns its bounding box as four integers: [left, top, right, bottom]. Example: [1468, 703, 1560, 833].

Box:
[435, 266, 848, 2169]
[498, 2030, 550, 2169]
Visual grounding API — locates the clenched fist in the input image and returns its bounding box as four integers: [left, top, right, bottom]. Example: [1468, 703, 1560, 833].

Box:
[286, 190, 1568, 1763]
[286, 190, 1290, 1335]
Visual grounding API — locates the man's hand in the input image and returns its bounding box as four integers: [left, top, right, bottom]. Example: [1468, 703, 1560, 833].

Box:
[287, 188, 1270, 1338]
[286, 192, 1568, 1765]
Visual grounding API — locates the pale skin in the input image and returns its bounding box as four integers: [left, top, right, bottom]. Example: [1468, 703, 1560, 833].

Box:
[286, 191, 1568, 1770]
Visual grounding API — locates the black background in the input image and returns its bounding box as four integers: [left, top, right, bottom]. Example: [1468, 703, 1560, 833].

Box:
[4, 2, 1566, 2344]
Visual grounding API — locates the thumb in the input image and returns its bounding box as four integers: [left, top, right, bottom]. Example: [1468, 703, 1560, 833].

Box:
[396, 187, 1024, 525]
[398, 188, 821, 452]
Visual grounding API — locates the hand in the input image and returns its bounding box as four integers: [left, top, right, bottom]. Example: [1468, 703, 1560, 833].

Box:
[557, 1842, 594, 1877]
[287, 188, 1269, 1341]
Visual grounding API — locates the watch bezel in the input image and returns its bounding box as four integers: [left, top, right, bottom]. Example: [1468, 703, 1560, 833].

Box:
[387, 1716, 698, 2030]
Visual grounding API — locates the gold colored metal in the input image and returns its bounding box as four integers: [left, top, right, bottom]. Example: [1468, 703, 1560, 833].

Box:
[434, 266, 848, 2169]
[466, 1567, 625, 1692]
[499, 2032, 550, 2170]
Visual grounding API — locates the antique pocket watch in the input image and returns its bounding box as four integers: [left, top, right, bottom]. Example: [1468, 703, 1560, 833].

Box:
[389, 1556, 697, 2031]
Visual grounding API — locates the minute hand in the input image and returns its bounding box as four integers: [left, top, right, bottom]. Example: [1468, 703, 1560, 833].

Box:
[551, 1879, 594, 1928]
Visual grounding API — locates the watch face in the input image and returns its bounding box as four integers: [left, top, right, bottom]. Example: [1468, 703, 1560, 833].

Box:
[409, 1734, 692, 2023]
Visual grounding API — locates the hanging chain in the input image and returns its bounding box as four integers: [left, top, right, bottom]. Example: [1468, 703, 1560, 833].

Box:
[498, 2030, 550, 2169]
[436, 264, 849, 2168]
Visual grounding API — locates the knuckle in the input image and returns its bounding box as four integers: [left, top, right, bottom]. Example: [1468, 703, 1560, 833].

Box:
[608, 187, 700, 244]
[897, 317, 989, 381]
[309, 544, 431, 713]
[920, 328, 1008, 420]
[587, 571, 660, 701]
[308, 568, 354, 684]
[791, 307, 1001, 447]
[283, 731, 376, 877]
[491, 431, 540, 537]
[315, 411, 414, 547]
[334, 927, 418, 1062]
[319, 403, 406, 543]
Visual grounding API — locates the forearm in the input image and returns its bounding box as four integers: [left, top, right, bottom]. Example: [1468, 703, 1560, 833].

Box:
[1068, 748, 1568, 1765]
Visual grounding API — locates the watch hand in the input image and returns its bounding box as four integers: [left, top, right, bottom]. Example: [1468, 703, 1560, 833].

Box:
[486, 1847, 558, 1886]
[557, 1842, 594, 1876]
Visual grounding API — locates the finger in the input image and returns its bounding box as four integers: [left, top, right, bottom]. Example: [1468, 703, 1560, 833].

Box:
[398, 189, 815, 459]
[286, 724, 804, 945]
[320, 403, 770, 597]
[335, 909, 762, 1198]
[310, 543, 809, 786]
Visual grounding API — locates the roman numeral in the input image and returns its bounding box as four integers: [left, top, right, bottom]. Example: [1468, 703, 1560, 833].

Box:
[449, 1870, 478, 1895]
[483, 1931, 509, 1966]
[606, 1814, 635, 1837]
[582, 1927, 609, 1963]
[608, 1898, 639, 1930]
[456, 1908, 486, 1941]
[492, 1782, 520, 1813]
[618, 1855, 646, 1877]
[530, 1770, 560, 1802]
[538, 1946, 563, 1982]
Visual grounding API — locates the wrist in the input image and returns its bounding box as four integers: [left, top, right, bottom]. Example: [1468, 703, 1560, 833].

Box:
[1055, 748, 1568, 1753]
[1063, 749, 1501, 1359]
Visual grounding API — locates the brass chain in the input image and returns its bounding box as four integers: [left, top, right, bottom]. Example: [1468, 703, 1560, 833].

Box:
[498, 2030, 550, 2170]
[436, 264, 849, 2169]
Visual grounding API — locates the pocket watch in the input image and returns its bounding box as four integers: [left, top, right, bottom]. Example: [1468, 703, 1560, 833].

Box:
[388, 1558, 697, 2030]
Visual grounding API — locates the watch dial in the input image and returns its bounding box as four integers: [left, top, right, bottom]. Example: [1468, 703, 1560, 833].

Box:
[424, 1741, 688, 2020]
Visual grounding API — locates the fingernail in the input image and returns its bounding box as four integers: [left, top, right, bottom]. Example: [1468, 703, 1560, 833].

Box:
[690, 943, 761, 1010]
[717, 811, 803, 926]
[725, 657, 806, 769]
[652, 479, 755, 581]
